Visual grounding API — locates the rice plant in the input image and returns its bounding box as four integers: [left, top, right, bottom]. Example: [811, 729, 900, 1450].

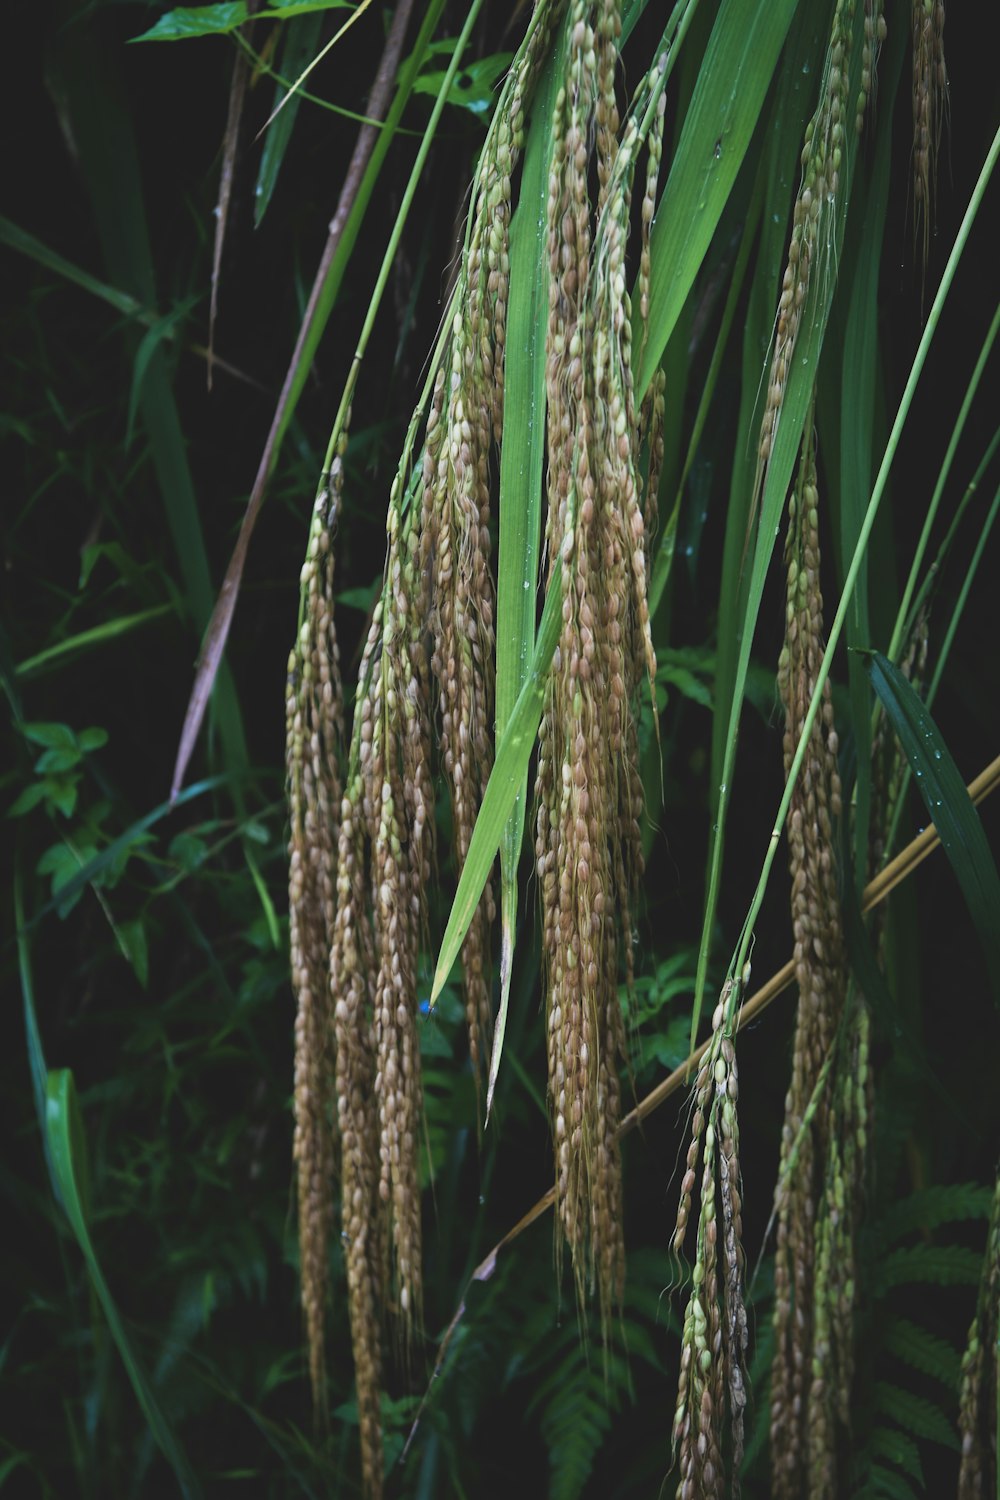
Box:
[4, 0, 999, 1496]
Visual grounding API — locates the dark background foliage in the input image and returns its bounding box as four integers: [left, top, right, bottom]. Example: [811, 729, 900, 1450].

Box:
[2, 1, 998, 1495]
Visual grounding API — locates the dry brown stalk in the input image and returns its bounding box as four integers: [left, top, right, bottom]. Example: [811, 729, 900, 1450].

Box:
[957, 1167, 1000, 1499]
[173, 0, 417, 798]
[286, 431, 346, 1420]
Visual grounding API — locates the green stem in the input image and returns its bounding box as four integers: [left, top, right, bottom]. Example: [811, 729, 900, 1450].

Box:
[889, 300, 1000, 663]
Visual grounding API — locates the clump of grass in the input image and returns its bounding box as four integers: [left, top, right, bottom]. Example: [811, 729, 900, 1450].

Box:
[670, 977, 748, 1499]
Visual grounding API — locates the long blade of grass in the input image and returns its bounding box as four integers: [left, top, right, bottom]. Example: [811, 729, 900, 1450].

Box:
[487, 29, 561, 1121]
[430, 574, 562, 1006]
[44, 1069, 202, 1497]
[16, 855, 200, 1495]
[253, 12, 324, 226]
[0, 212, 147, 319]
[14, 606, 174, 678]
[635, 0, 803, 403]
[863, 649, 1000, 993]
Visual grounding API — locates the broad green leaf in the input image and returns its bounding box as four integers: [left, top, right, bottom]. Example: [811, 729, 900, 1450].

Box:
[45, 1070, 201, 1495]
[76, 727, 110, 752]
[636, 0, 803, 401]
[431, 573, 562, 1006]
[33, 746, 81, 774]
[6, 781, 50, 818]
[21, 722, 76, 749]
[132, 1, 351, 43]
[863, 650, 1000, 995]
[488, 26, 561, 1118]
[411, 52, 513, 117]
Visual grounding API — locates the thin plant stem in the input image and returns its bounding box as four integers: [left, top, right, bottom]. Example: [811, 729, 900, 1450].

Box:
[888, 300, 1000, 664]
[730, 122, 1000, 999]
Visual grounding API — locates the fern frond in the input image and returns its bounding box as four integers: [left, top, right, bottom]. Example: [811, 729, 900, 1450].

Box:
[879, 1184, 994, 1243]
[876, 1245, 983, 1294]
[883, 1317, 961, 1390]
[874, 1382, 959, 1451]
[870, 1463, 923, 1500]
[869, 1423, 925, 1484]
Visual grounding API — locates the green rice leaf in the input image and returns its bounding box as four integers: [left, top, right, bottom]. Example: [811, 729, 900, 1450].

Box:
[431, 573, 562, 1006]
[863, 649, 1000, 997]
[488, 27, 560, 1119]
[636, 0, 802, 401]
[132, 1, 351, 43]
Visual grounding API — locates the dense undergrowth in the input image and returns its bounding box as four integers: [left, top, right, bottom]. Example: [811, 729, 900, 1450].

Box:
[2, 2, 999, 1496]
